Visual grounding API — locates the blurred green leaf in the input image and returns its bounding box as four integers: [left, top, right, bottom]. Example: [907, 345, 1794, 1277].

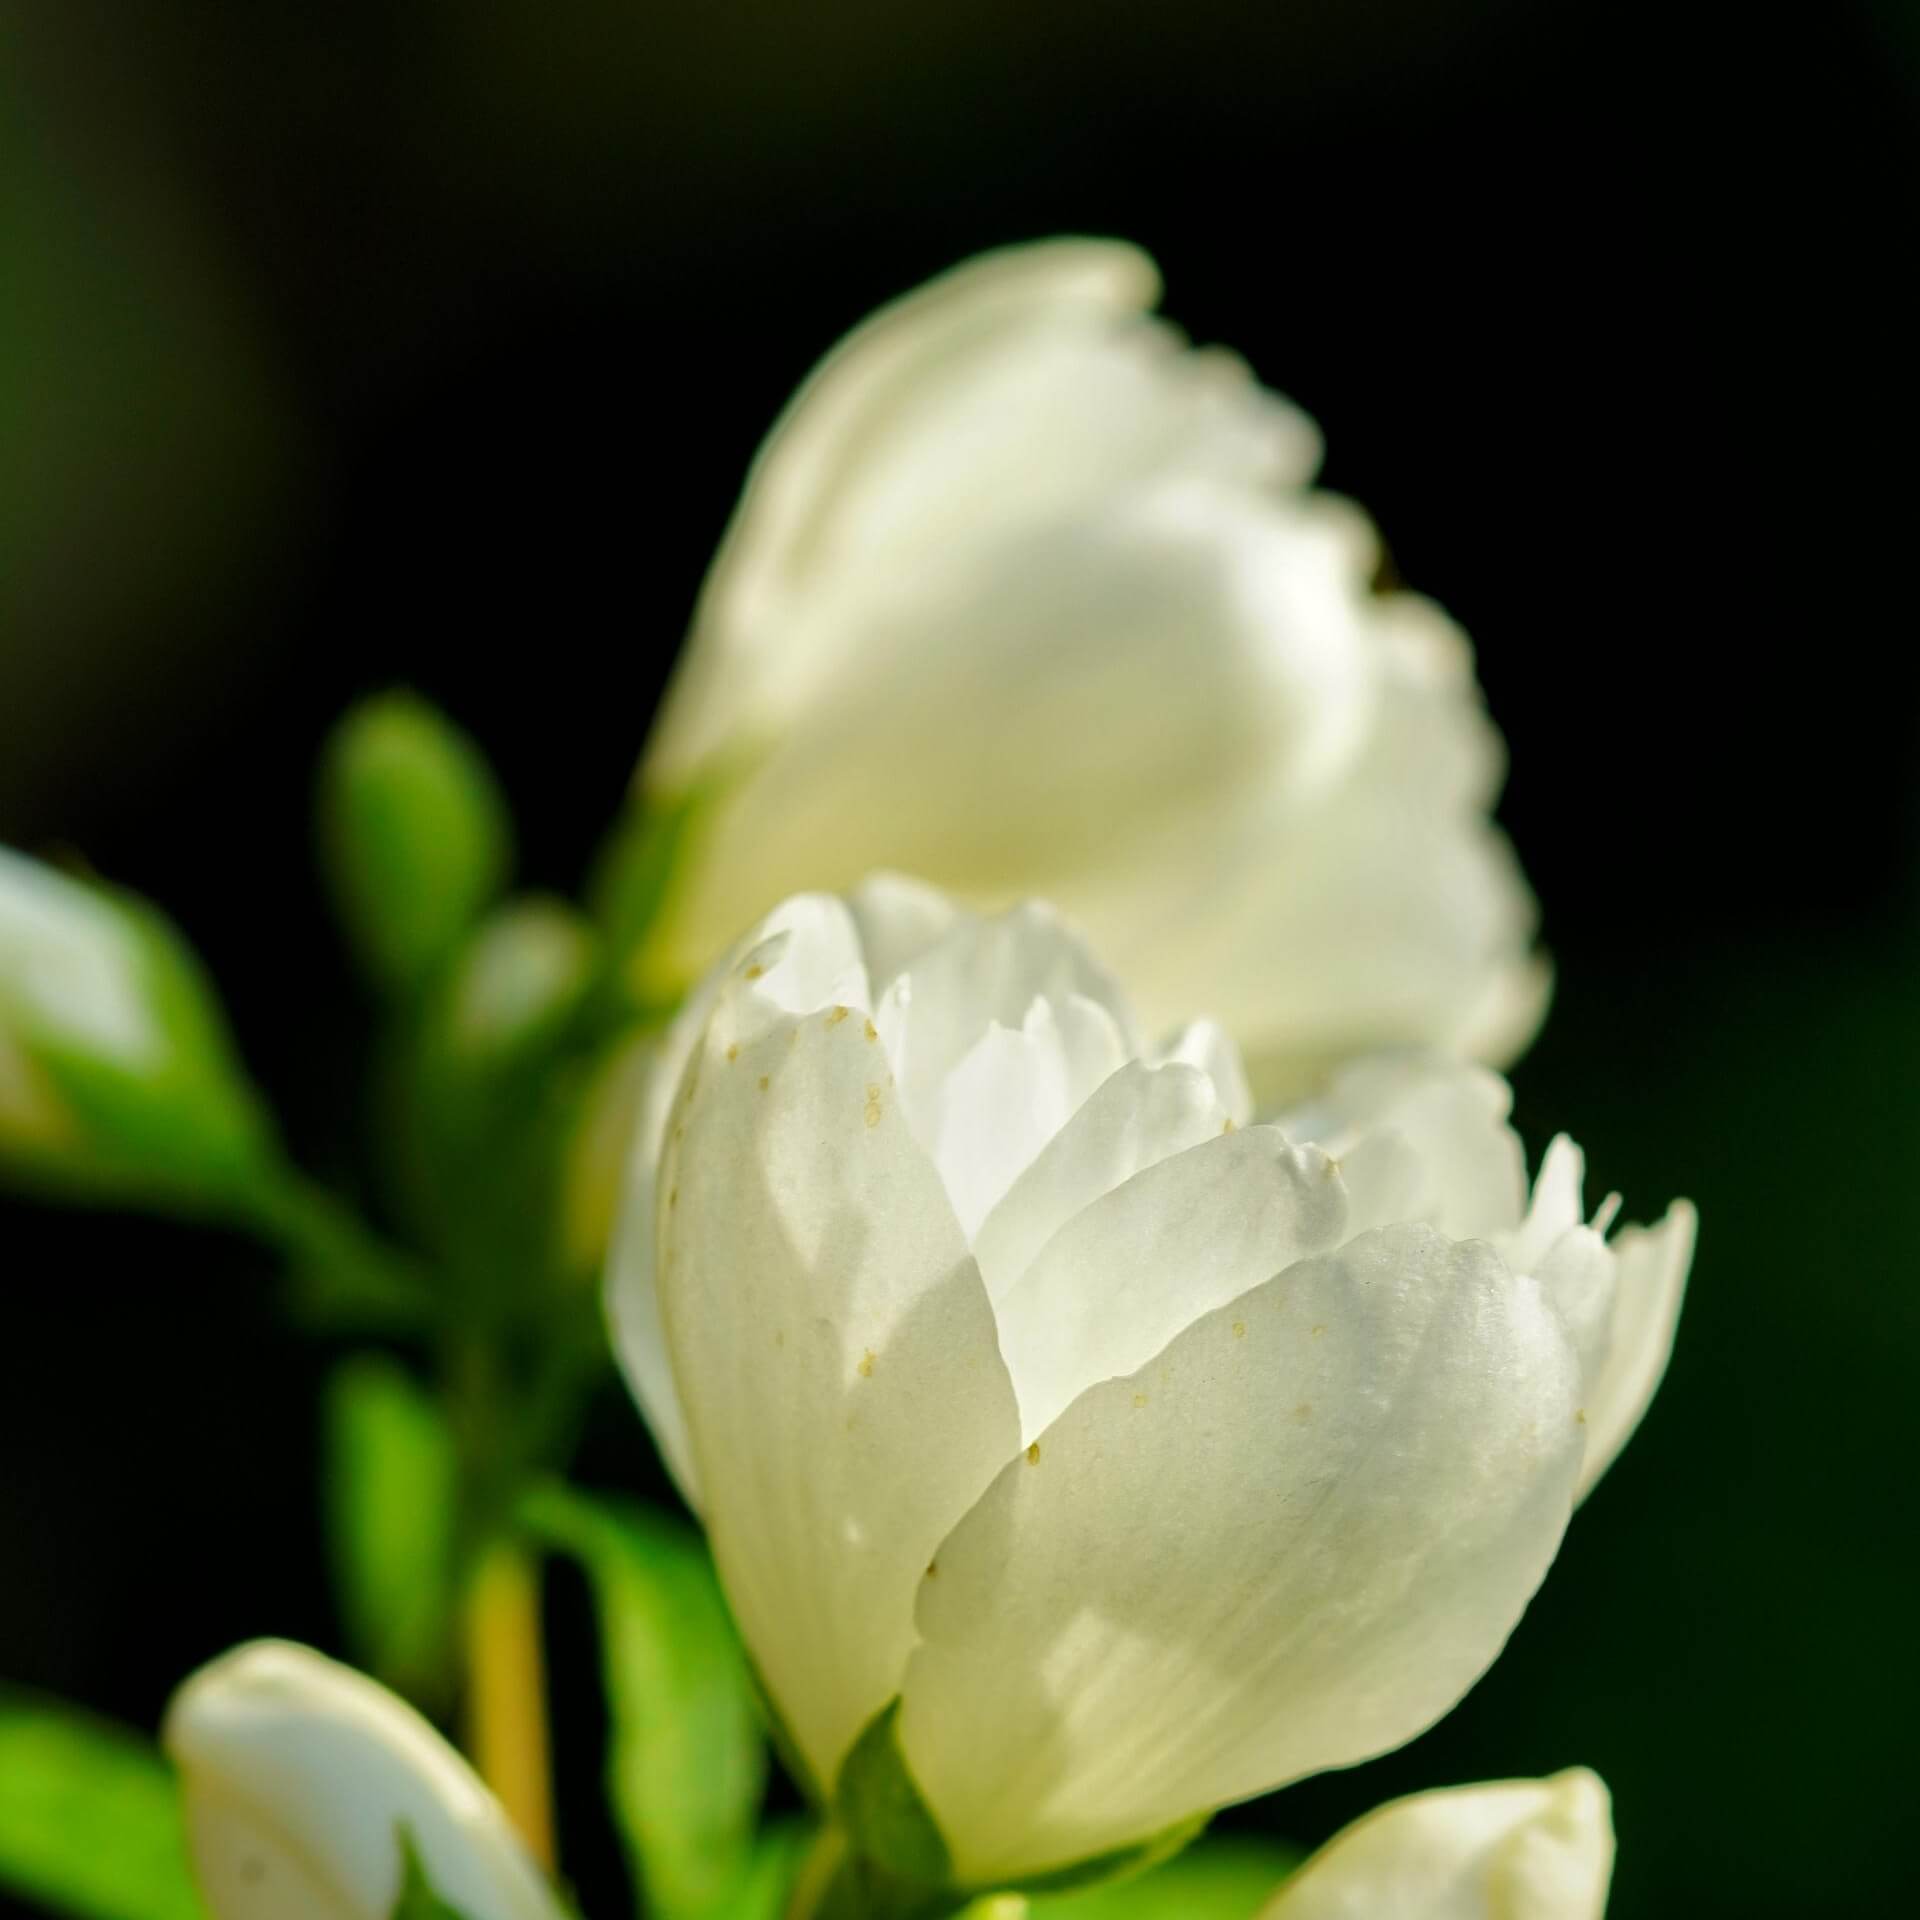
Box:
[318, 690, 512, 997]
[520, 1483, 764, 1920]
[0, 1690, 204, 1920]
[1022, 1836, 1300, 1918]
[325, 1356, 461, 1705]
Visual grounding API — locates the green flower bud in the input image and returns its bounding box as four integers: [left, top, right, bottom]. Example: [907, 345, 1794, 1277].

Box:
[319, 691, 512, 996]
[0, 846, 272, 1207]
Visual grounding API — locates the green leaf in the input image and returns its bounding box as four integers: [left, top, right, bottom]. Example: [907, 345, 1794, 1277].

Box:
[319, 690, 512, 997]
[390, 1830, 482, 1920]
[519, 1483, 764, 1920]
[324, 1356, 461, 1705]
[0, 1689, 204, 1920]
[1022, 1835, 1302, 1918]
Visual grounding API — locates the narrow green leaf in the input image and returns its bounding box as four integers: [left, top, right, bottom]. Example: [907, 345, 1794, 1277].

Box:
[1022, 1835, 1302, 1918]
[324, 1356, 460, 1705]
[0, 1690, 204, 1920]
[519, 1483, 764, 1920]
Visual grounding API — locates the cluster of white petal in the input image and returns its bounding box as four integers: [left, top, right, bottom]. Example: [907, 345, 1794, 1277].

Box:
[608, 877, 1691, 1884]
[635, 242, 1545, 1099]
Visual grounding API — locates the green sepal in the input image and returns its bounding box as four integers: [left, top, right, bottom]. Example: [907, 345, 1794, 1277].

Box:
[1001, 1812, 1211, 1900]
[588, 785, 708, 970]
[0, 1688, 204, 1920]
[390, 1830, 482, 1920]
[1023, 1833, 1301, 1917]
[815, 1698, 973, 1917]
[519, 1482, 765, 1920]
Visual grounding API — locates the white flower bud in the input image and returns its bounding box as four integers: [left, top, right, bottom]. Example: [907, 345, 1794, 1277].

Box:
[163, 1641, 564, 1920]
[0, 846, 269, 1204]
[1261, 1769, 1614, 1920]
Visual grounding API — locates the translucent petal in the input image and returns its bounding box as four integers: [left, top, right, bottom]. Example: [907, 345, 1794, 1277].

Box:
[657, 985, 1020, 1792]
[902, 1227, 1583, 1883]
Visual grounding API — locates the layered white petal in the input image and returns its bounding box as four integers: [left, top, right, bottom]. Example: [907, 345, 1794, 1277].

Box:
[1280, 1054, 1526, 1243]
[655, 973, 1020, 1794]
[1263, 1769, 1613, 1920]
[606, 892, 872, 1511]
[162, 1641, 562, 1920]
[900, 1226, 1584, 1884]
[994, 1124, 1348, 1441]
[648, 241, 1321, 787]
[969, 1058, 1231, 1301]
[628, 241, 1540, 1093]
[1576, 1200, 1696, 1498]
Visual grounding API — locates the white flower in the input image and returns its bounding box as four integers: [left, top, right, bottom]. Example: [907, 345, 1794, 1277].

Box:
[163, 1640, 564, 1920]
[0, 845, 268, 1198]
[630, 240, 1544, 1100]
[1259, 1769, 1614, 1920]
[606, 880, 1689, 1886]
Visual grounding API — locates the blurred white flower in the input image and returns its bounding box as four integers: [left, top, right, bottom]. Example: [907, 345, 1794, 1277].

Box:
[0, 845, 269, 1202]
[607, 879, 1686, 1886]
[163, 1640, 564, 1920]
[630, 241, 1544, 1100]
[1259, 1769, 1613, 1920]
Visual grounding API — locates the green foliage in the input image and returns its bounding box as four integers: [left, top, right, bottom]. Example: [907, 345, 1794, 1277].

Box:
[520, 1483, 765, 1920]
[0, 1690, 204, 1920]
[325, 1355, 462, 1704]
[391, 1831, 483, 1920]
[1023, 1836, 1301, 1918]
[587, 785, 713, 1009]
[319, 690, 512, 998]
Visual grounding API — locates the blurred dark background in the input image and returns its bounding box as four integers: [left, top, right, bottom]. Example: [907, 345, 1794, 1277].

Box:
[3, 3, 1916, 1916]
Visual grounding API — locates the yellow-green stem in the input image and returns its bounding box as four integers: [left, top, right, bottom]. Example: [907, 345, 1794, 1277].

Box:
[463, 1541, 555, 1870]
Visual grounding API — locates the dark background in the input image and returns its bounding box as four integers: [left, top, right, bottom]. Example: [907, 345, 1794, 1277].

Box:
[3, 4, 1916, 1916]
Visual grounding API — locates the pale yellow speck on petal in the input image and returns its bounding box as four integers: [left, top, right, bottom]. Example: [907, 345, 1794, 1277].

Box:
[744, 962, 766, 980]
[1025, 1442, 1042, 1466]
[1291, 1403, 1314, 1424]
[864, 1018, 879, 1041]
[1310, 1324, 1327, 1337]
[758, 1074, 770, 1092]
[1232, 1321, 1246, 1338]
[726, 1042, 740, 1063]
[858, 1349, 876, 1379]
[826, 1005, 851, 1027]
[864, 1085, 883, 1127]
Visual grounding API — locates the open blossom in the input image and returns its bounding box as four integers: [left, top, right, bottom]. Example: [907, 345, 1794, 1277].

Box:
[628, 240, 1545, 1100]
[163, 1640, 564, 1920]
[606, 877, 1690, 1886]
[1260, 1769, 1614, 1920]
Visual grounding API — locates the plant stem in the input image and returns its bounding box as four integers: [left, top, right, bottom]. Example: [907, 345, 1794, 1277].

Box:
[241, 1169, 433, 1330]
[463, 1540, 556, 1869]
